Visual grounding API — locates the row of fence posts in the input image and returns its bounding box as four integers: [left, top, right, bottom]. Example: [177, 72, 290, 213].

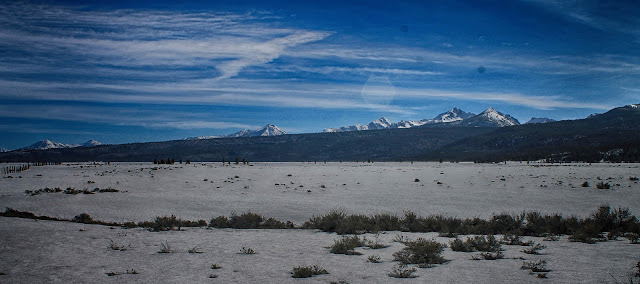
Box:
[2, 164, 30, 174]
[2, 161, 63, 174]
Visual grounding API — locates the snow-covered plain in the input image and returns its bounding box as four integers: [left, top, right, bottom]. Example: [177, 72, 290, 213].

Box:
[1, 162, 639, 283]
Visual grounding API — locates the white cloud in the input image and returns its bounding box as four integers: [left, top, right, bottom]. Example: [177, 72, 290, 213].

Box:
[286, 66, 443, 76]
[0, 76, 611, 112]
[0, 104, 258, 130]
[214, 31, 333, 80]
[0, 3, 331, 79]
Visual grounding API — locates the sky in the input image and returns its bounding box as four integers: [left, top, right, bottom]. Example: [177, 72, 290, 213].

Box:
[1, 0, 639, 149]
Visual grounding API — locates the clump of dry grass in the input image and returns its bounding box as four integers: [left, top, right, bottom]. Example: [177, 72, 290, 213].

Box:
[290, 265, 328, 278]
[388, 264, 417, 278]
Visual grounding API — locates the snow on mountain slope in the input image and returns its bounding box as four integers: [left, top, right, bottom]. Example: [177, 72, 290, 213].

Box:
[457, 107, 520, 127]
[324, 117, 393, 132]
[186, 124, 287, 140]
[20, 140, 77, 150]
[525, 117, 556, 124]
[244, 124, 287, 137]
[0, 148, 9, 152]
[323, 108, 476, 132]
[395, 120, 428, 129]
[430, 107, 476, 123]
[368, 117, 393, 130]
[81, 140, 102, 147]
[17, 139, 102, 151]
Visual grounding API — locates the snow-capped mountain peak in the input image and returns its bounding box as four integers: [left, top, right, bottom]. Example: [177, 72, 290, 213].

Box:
[526, 117, 556, 124]
[253, 124, 286, 136]
[20, 139, 76, 151]
[323, 107, 480, 132]
[0, 147, 9, 152]
[374, 117, 392, 125]
[432, 108, 475, 123]
[454, 107, 520, 127]
[81, 139, 102, 147]
[478, 107, 519, 126]
[369, 117, 393, 129]
[17, 139, 102, 151]
[186, 124, 287, 140]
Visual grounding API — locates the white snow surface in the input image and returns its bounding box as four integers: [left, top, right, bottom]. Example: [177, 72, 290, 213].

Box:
[1, 162, 640, 283]
[2, 162, 639, 222]
[0, 148, 8, 152]
[1, 217, 638, 283]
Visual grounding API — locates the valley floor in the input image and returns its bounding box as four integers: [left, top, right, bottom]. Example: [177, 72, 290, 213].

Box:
[1, 162, 639, 283]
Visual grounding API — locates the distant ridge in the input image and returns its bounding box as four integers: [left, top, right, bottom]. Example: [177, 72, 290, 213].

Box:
[186, 124, 286, 140]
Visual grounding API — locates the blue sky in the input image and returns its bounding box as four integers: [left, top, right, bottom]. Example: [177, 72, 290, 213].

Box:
[1, 0, 639, 149]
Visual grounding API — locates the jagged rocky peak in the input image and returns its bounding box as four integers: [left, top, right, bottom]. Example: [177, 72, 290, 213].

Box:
[433, 107, 475, 122]
[369, 117, 393, 129]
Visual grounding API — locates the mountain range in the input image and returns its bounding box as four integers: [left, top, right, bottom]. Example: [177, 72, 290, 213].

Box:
[420, 103, 640, 162]
[3, 104, 639, 163]
[325, 107, 478, 132]
[9, 107, 546, 150]
[324, 107, 527, 132]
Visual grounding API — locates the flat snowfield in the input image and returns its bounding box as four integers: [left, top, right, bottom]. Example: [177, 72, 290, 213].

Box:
[1, 162, 639, 283]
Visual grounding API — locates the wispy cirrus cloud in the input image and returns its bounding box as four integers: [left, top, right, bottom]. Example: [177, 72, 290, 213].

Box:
[0, 75, 610, 114]
[0, 2, 331, 79]
[0, 104, 259, 130]
[214, 31, 333, 80]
